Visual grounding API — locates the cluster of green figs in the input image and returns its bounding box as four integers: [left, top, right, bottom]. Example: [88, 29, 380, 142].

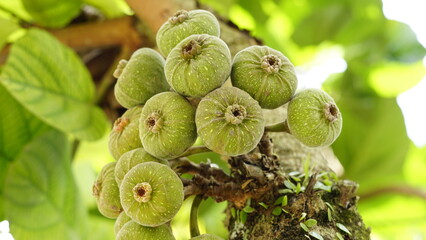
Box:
[92, 9, 342, 240]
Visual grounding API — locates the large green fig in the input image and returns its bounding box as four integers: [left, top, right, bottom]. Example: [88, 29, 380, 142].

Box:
[108, 106, 143, 160]
[231, 45, 298, 109]
[116, 221, 175, 240]
[165, 34, 232, 97]
[114, 48, 169, 109]
[196, 87, 265, 156]
[120, 162, 184, 227]
[139, 92, 197, 159]
[156, 9, 220, 57]
[114, 148, 168, 186]
[92, 162, 122, 219]
[287, 88, 342, 147]
[114, 212, 132, 236]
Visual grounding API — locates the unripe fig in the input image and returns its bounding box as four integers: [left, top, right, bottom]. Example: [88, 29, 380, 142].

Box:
[231, 45, 298, 109]
[92, 162, 122, 219]
[116, 221, 175, 240]
[139, 92, 197, 159]
[196, 87, 265, 156]
[108, 106, 143, 160]
[114, 212, 132, 236]
[114, 148, 168, 186]
[190, 234, 224, 240]
[165, 34, 232, 97]
[114, 48, 169, 109]
[120, 162, 184, 227]
[156, 9, 220, 57]
[287, 88, 342, 147]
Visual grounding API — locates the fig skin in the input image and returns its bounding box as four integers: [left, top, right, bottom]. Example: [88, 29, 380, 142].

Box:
[196, 87, 265, 156]
[156, 9, 220, 57]
[287, 88, 342, 147]
[92, 162, 122, 219]
[165, 34, 232, 98]
[120, 162, 184, 227]
[190, 234, 224, 240]
[108, 106, 143, 160]
[114, 48, 169, 109]
[116, 221, 175, 240]
[114, 212, 132, 236]
[231, 45, 298, 109]
[139, 92, 197, 160]
[114, 148, 168, 186]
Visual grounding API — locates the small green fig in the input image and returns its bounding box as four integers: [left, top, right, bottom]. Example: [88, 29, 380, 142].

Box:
[287, 88, 342, 147]
[231, 45, 298, 109]
[114, 212, 132, 236]
[114, 148, 168, 186]
[114, 48, 169, 109]
[196, 87, 265, 156]
[108, 106, 143, 160]
[120, 162, 184, 227]
[165, 34, 232, 97]
[190, 234, 224, 240]
[139, 92, 197, 159]
[92, 162, 122, 219]
[116, 221, 175, 240]
[156, 9, 220, 57]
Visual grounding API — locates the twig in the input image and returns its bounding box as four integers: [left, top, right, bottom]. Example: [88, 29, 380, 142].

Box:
[179, 145, 212, 158]
[264, 121, 290, 133]
[190, 195, 203, 238]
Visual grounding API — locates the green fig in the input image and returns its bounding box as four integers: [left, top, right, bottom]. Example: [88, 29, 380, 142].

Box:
[114, 48, 169, 109]
[116, 221, 175, 240]
[231, 45, 298, 109]
[139, 92, 197, 159]
[287, 88, 342, 147]
[108, 106, 143, 160]
[120, 162, 184, 227]
[196, 87, 265, 156]
[92, 162, 122, 219]
[115, 148, 168, 186]
[114, 212, 132, 236]
[165, 34, 232, 97]
[156, 9, 220, 57]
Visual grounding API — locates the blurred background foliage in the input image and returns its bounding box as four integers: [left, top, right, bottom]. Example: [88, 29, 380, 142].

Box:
[0, 0, 425, 239]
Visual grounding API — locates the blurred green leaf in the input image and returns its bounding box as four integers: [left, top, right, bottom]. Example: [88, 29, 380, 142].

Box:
[0, 84, 49, 218]
[333, 95, 410, 193]
[291, 4, 351, 46]
[3, 130, 87, 240]
[21, 0, 81, 28]
[0, 28, 108, 141]
[83, 0, 130, 18]
[359, 195, 426, 239]
[0, 17, 19, 49]
[368, 61, 426, 97]
[0, 0, 33, 21]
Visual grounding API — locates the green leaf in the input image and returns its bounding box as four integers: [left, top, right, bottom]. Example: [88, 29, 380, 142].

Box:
[309, 231, 324, 240]
[0, 29, 108, 141]
[0, 84, 49, 218]
[3, 130, 87, 239]
[258, 202, 268, 209]
[21, 0, 81, 28]
[333, 96, 410, 193]
[239, 211, 247, 224]
[300, 222, 309, 232]
[83, 0, 129, 18]
[336, 223, 351, 235]
[304, 219, 317, 228]
[243, 205, 255, 213]
[368, 61, 426, 97]
[336, 232, 344, 240]
[0, 17, 20, 50]
[272, 207, 282, 216]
